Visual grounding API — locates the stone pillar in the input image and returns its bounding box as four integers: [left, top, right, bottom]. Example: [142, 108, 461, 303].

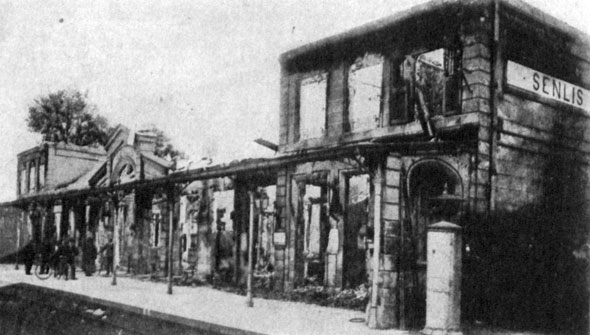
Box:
[367, 155, 402, 329]
[54, 204, 62, 239]
[69, 208, 75, 240]
[423, 221, 462, 335]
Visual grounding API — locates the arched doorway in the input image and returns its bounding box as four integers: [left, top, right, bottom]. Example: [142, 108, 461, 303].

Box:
[406, 159, 463, 327]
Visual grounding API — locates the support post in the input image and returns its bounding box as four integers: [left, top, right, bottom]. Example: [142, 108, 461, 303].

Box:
[112, 199, 119, 286]
[367, 163, 383, 328]
[15, 211, 24, 270]
[167, 187, 175, 295]
[54, 203, 62, 240]
[423, 221, 462, 335]
[246, 191, 255, 307]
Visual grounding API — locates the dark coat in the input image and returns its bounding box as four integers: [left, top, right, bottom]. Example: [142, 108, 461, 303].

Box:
[60, 244, 79, 264]
[21, 241, 35, 264]
[100, 242, 114, 258]
[82, 242, 98, 264]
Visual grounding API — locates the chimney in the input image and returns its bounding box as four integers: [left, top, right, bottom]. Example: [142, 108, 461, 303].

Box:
[134, 131, 157, 154]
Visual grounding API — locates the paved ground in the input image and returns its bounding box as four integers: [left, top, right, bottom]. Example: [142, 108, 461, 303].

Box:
[0, 264, 407, 335]
[0, 264, 566, 335]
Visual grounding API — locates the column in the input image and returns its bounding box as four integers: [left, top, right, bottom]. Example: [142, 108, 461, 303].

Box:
[423, 221, 463, 335]
[367, 155, 402, 329]
[54, 203, 63, 239]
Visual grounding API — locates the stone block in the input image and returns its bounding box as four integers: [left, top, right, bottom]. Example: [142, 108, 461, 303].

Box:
[383, 186, 400, 204]
[375, 300, 398, 329]
[462, 83, 490, 100]
[380, 254, 396, 271]
[463, 43, 491, 59]
[463, 58, 490, 73]
[478, 141, 490, 155]
[463, 69, 491, 86]
[462, 31, 490, 46]
[387, 156, 402, 169]
[385, 169, 400, 186]
[378, 270, 397, 287]
[382, 203, 399, 221]
[462, 97, 490, 114]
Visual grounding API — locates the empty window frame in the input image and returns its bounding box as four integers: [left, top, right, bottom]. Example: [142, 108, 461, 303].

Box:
[304, 184, 323, 256]
[39, 162, 45, 189]
[391, 48, 460, 124]
[29, 163, 36, 193]
[414, 48, 460, 116]
[299, 72, 328, 140]
[348, 54, 384, 132]
[20, 164, 27, 195]
[151, 211, 161, 247]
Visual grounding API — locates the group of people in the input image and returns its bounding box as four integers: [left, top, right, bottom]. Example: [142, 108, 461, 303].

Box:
[21, 236, 114, 280]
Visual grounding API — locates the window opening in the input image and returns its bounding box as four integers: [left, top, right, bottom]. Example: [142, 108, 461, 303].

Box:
[397, 48, 460, 137]
[20, 165, 27, 195]
[39, 163, 45, 189]
[348, 54, 383, 132]
[304, 185, 322, 256]
[299, 72, 328, 140]
[151, 211, 161, 247]
[29, 164, 36, 193]
[294, 175, 329, 284]
[119, 163, 135, 184]
[343, 173, 370, 288]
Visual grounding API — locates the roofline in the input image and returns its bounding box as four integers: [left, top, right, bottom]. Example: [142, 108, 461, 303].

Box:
[280, 0, 590, 65]
[17, 141, 107, 158]
[17, 145, 43, 158]
[0, 139, 473, 208]
[105, 124, 128, 151]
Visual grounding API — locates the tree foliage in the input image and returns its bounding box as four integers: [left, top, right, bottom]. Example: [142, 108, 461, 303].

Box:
[26, 90, 111, 146]
[26, 90, 184, 164]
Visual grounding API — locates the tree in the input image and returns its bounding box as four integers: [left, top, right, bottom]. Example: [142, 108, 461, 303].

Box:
[27, 89, 184, 165]
[26, 90, 111, 146]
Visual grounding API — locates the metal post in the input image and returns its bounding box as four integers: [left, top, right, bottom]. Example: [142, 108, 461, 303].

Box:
[112, 202, 118, 286]
[246, 191, 255, 307]
[367, 163, 383, 328]
[256, 206, 264, 269]
[167, 187, 174, 295]
[15, 212, 23, 270]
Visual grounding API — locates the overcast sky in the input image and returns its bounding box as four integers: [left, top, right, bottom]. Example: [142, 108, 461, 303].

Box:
[0, 0, 588, 202]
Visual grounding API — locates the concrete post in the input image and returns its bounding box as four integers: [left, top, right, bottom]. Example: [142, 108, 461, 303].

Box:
[112, 203, 119, 286]
[15, 211, 24, 270]
[167, 189, 175, 295]
[246, 191, 255, 307]
[367, 163, 383, 329]
[423, 221, 462, 335]
[54, 204, 62, 239]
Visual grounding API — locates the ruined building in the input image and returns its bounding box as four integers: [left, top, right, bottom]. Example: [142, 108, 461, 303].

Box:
[1, 0, 590, 333]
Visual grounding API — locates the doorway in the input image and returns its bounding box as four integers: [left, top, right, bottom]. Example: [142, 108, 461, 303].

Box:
[406, 159, 463, 327]
[343, 173, 370, 289]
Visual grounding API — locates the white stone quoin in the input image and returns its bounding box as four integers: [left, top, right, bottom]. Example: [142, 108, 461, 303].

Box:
[423, 221, 462, 335]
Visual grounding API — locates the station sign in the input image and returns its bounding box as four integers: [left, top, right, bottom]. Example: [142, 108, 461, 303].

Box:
[506, 61, 590, 113]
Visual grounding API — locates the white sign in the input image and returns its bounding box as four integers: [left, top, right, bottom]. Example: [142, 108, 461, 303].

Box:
[506, 61, 590, 113]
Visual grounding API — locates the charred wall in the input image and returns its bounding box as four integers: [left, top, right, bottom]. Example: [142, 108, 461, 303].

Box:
[462, 5, 590, 333]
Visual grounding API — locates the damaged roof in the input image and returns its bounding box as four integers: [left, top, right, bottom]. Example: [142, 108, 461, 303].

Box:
[280, 0, 590, 64]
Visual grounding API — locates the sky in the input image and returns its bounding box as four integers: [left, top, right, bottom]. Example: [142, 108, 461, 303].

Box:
[0, 0, 588, 202]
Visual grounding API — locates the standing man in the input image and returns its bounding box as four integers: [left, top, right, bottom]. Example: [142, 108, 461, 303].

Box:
[82, 237, 98, 276]
[100, 238, 114, 276]
[63, 238, 79, 280]
[21, 240, 35, 275]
